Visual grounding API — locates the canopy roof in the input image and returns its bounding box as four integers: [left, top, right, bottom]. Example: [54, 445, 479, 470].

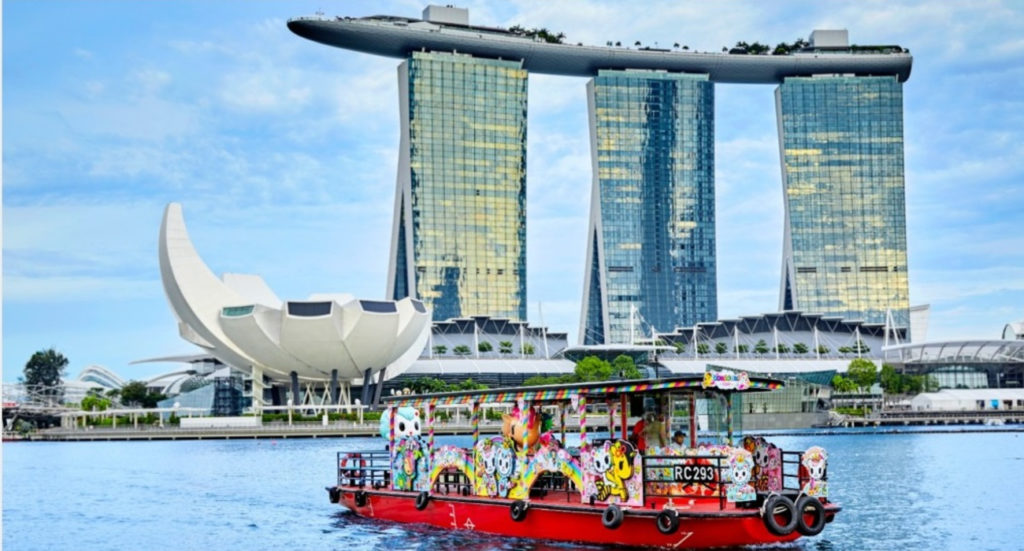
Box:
[382, 372, 783, 407]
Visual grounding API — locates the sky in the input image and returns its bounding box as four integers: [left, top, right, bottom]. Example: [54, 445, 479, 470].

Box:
[3, 0, 1024, 383]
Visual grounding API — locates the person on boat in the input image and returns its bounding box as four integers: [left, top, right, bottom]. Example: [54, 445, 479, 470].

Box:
[670, 430, 686, 452]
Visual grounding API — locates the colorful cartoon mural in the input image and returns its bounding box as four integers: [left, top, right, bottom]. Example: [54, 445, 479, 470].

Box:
[501, 405, 553, 452]
[473, 437, 521, 497]
[581, 439, 642, 506]
[429, 445, 475, 489]
[743, 436, 782, 493]
[801, 446, 829, 498]
[506, 441, 583, 500]
[392, 437, 430, 492]
[725, 448, 756, 502]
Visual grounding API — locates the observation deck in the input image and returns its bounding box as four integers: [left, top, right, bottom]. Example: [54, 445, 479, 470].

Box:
[287, 15, 912, 84]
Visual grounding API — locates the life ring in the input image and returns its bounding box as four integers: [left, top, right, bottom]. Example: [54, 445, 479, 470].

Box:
[354, 490, 369, 508]
[602, 504, 624, 530]
[414, 491, 430, 510]
[762, 494, 797, 536]
[327, 486, 341, 504]
[795, 495, 826, 536]
[340, 454, 366, 482]
[655, 509, 679, 535]
[510, 500, 529, 522]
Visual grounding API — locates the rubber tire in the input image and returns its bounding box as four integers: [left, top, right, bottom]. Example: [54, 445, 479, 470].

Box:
[602, 504, 624, 530]
[795, 495, 826, 536]
[415, 491, 430, 511]
[510, 500, 528, 522]
[762, 495, 798, 536]
[354, 490, 369, 508]
[327, 487, 341, 504]
[656, 509, 679, 535]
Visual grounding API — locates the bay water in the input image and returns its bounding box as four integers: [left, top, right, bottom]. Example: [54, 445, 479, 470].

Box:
[3, 428, 1023, 550]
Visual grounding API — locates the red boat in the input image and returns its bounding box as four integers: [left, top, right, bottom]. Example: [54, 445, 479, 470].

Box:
[327, 372, 840, 549]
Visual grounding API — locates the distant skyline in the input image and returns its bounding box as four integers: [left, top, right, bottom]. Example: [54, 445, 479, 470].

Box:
[4, 1, 1024, 382]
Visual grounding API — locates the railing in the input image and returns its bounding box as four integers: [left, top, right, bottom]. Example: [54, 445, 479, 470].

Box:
[337, 451, 390, 489]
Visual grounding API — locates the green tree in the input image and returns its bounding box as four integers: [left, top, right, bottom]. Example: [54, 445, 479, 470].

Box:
[734, 344, 749, 354]
[499, 341, 514, 354]
[853, 340, 871, 354]
[816, 345, 830, 355]
[831, 374, 858, 393]
[611, 354, 642, 379]
[754, 339, 770, 355]
[478, 341, 493, 353]
[880, 364, 902, 394]
[81, 394, 111, 412]
[696, 343, 710, 355]
[575, 356, 613, 382]
[793, 342, 809, 354]
[520, 343, 535, 355]
[673, 342, 686, 354]
[715, 342, 728, 354]
[432, 345, 448, 355]
[847, 358, 878, 391]
[23, 348, 69, 404]
[774, 343, 791, 354]
[453, 345, 472, 356]
[120, 381, 166, 408]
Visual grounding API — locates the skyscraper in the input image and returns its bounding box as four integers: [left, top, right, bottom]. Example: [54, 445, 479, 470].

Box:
[580, 70, 716, 345]
[776, 74, 910, 328]
[387, 51, 528, 321]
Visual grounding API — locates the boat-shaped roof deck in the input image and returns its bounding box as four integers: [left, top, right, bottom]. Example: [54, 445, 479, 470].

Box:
[287, 15, 912, 84]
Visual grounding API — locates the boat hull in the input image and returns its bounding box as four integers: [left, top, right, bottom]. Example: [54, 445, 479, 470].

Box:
[334, 487, 837, 549]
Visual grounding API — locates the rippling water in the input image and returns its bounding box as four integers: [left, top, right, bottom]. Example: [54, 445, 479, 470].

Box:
[4, 429, 1024, 550]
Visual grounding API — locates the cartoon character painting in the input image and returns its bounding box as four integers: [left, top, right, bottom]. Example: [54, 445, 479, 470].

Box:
[725, 449, 756, 502]
[594, 440, 636, 502]
[473, 438, 500, 496]
[501, 406, 553, 452]
[379, 406, 421, 441]
[743, 436, 782, 492]
[392, 437, 427, 491]
[801, 446, 829, 498]
[494, 444, 517, 497]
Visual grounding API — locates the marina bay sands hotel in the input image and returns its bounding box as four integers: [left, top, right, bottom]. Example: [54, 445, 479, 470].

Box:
[288, 5, 913, 346]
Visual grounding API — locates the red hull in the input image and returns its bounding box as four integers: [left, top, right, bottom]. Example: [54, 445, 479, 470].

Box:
[334, 487, 838, 549]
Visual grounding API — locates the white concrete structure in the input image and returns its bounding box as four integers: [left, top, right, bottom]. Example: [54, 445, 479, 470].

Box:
[910, 389, 1024, 411]
[158, 203, 431, 405]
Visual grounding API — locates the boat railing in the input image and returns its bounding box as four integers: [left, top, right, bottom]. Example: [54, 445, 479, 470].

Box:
[337, 451, 390, 488]
[780, 450, 803, 493]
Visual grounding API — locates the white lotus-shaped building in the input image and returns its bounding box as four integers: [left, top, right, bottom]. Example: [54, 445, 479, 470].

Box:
[158, 203, 431, 406]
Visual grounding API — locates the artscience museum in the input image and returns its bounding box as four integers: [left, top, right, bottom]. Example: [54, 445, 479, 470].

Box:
[158, 203, 432, 408]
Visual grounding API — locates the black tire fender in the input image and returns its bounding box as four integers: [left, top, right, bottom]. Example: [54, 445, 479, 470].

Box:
[602, 504, 624, 530]
[795, 495, 826, 536]
[327, 486, 341, 504]
[762, 494, 798, 536]
[414, 491, 430, 510]
[510, 499, 528, 522]
[656, 509, 679, 535]
[354, 490, 369, 508]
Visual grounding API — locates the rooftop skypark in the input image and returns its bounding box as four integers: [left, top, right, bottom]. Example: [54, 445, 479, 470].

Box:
[287, 8, 912, 83]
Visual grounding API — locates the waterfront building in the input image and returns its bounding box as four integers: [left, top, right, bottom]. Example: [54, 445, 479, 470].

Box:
[580, 70, 716, 345]
[387, 49, 528, 321]
[776, 70, 910, 328]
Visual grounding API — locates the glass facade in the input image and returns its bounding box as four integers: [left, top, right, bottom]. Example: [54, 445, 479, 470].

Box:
[389, 51, 528, 321]
[777, 76, 909, 328]
[581, 70, 716, 345]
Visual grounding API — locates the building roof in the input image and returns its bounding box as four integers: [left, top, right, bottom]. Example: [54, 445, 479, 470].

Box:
[883, 340, 1024, 364]
[287, 15, 912, 84]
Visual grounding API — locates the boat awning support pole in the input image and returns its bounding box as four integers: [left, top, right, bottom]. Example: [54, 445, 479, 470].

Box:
[471, 401, 480, 449]
[726, 393, 734, 446]
[689, 392, 697, 448]
[427, 403, 435, 464]
[620, 394, 628, 441]
[388, 403, 396, 490]
[560, 402, 566, 447]
[579, 395, 588, 447]
[607, 400, 614, 440]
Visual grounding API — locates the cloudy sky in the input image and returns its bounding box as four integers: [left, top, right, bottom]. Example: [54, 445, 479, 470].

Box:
[4, 0, 1023, 382]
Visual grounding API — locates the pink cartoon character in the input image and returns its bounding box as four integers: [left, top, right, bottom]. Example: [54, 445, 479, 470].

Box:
[800, 446, 828, 498]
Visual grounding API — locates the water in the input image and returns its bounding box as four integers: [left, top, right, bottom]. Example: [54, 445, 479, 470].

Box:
[4, 429, 1024, 550]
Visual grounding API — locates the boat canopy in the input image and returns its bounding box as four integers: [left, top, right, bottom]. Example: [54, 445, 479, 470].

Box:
[381, 372, 783, 408]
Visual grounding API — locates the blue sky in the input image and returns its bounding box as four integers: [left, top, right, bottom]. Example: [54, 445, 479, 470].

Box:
[4, 0, 1024, 382]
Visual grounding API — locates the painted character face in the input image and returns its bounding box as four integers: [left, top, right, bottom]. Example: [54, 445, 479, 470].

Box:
[380, 407, 421, 440]
[754, 446, 769, 467]
[495, 446, 515, 479]
[590, 445, 612, 474]
[802, 447, 828, 480]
